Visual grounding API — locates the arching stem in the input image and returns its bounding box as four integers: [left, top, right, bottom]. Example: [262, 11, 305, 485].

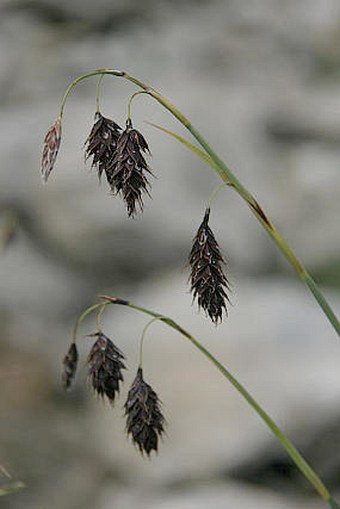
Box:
[138, 316, 164, 369]
[100, 295, 339, 508]
[57, 69, 339, 335]
[207, 183, 227, 209]
[95, 74, 105, 113]
[127, 90, 149, 122]
[72, 302, 104, 343]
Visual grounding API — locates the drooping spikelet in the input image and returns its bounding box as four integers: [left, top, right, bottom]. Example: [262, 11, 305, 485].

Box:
[125, 368, 165, 456]
[110, 120, 153, 216]
[189, 208, 231, 324]
[62, 342, 79, 390]
[85, 112, 122, 183]
[87, 332, 125, 403]
[41, 118, 62, 182]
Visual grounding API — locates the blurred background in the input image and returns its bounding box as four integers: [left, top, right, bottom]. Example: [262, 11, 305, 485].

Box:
[1, 0, 340, 507]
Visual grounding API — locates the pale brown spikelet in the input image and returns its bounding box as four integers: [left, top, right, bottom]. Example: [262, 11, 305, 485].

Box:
[41, 118, 62, 182]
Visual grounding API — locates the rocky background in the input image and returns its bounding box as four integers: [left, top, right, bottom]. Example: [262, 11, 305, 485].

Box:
[1, 0, 340, 508]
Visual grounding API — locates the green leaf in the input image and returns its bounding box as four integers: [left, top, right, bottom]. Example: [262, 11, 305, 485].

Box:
[147, 122, 230, 183]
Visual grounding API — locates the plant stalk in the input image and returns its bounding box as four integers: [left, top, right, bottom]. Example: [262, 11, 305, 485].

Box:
[100, 295, 339, 508]
[72, 302, 104, 343]
[58, 69, 339, 335]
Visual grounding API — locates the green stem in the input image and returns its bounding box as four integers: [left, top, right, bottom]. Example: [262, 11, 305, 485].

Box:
[58, 69, 125, 118]
[127, 91, 148, 122]
[100, 295, 338, 507]
[58, 69, 339, 336]
[95, 74, 104, 113]
[207, 183, 227, 209]
[96, 303, 107, 333]
[138, 316, 163, 369]
[72, 302, 104, 343]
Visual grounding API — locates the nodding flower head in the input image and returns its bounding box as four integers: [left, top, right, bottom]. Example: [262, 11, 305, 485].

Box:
[110, 120, 153, 217]
[125, 368, 165, 456]
[62, 342, 79, 390]
[87, 332, 126, 403]
[85, 112, 122, 183]
[189, 208, 231, 324]
[41, 118, 62, 182]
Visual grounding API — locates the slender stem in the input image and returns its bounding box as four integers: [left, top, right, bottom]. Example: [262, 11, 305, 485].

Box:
[138, 316, 163, 368]
[127, 91, 148, 121]
[96, 303, 107, 332]
[72, 302, 104, 343]
[58, 69, 124, 118]
[95, 74, 104, 113]
[124, 72, 339, 335]
[100, 295, 337, 506]
[304, 274, 339, 332]
[207, 183, 226, 209]
[58, 69, 339, 335]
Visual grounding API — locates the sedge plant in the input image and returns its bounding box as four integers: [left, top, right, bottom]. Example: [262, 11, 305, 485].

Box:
[40, 69, 340, 508]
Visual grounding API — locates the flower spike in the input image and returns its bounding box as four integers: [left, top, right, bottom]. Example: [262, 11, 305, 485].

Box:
[189, 208, 231, 324]
[87, 332, 126, 403]
[85, 112, 122, 183]
[110, 120, 153, 216]
[125, 368, 165, 456]
[62, 343, 79, 389]
[41, 118, 62, 182]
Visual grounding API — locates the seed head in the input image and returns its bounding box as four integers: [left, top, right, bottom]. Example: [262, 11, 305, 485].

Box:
[62, 342, 79, 390]
[125, 368, 165, 456]
[87, 332, 125, 403]
[110, 120, 153, 216]
[85, 112, 122, 183]
[189, 208, 231, 324]
[41, 118, 62, 182]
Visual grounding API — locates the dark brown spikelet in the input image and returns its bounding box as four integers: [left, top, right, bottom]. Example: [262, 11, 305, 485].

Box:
[189, 208, 231, 324]
[110, 120, 153, 216]
[87, 332, 125, 403]
[62, 343, 79, 390]
[125, 368, 165, 456]
[41, 118, 62, 182]
[85, 112, 122, 183]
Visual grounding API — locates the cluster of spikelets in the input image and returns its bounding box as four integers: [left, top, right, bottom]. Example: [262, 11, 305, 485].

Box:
[42, 99, 232, 456]
[42, 109, 231, 323]
[62, 332, 165, 456]
[42, 113, 153, 217]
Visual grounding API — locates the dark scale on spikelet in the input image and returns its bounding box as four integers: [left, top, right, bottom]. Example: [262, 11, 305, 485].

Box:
[62, 343, 79, 389]
[189, 208, 231, 324]
[125, 368, 165, 456]
[85, 112, 122, 183]
[41, 118, 62, 182]
[87, 332, 125, 403]
[110, 119, 153, 216]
